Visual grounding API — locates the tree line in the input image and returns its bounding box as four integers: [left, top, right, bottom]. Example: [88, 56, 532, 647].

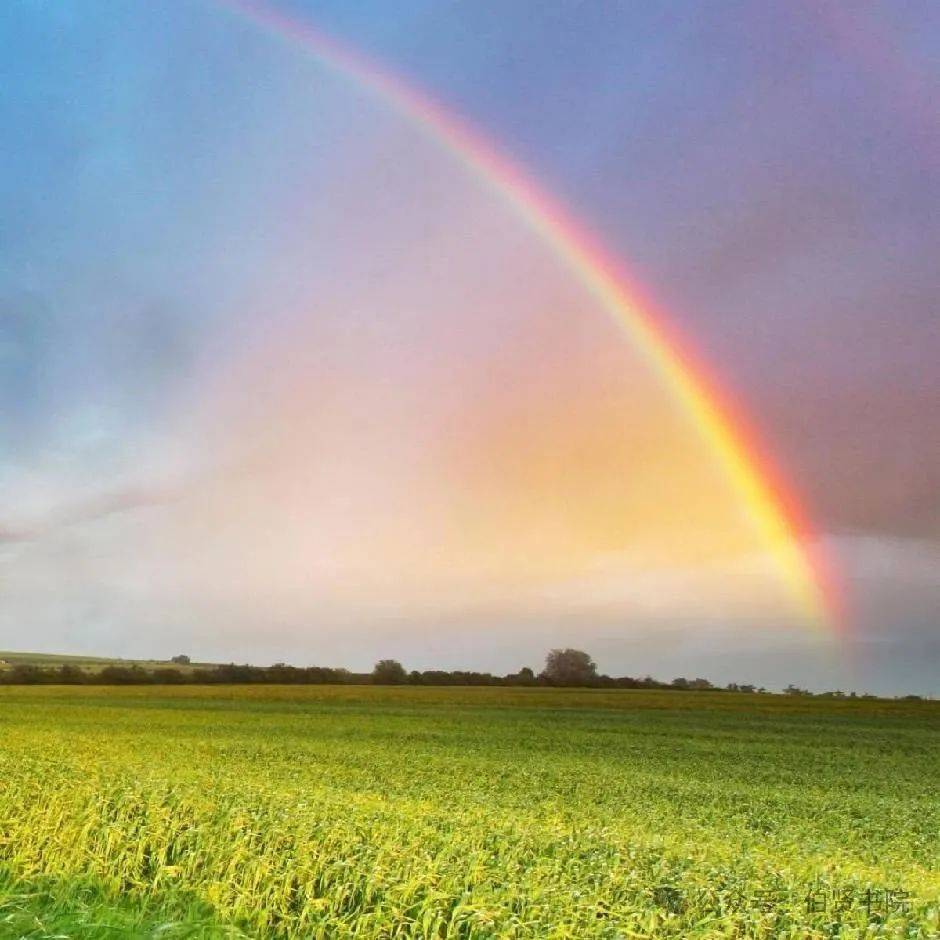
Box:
[0, 648, 916, 697]
[0, 661, 732, 689]
[0, 649, 677, 688]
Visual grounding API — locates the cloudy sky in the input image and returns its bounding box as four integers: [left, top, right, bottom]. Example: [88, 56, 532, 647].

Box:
[1, 1, 937, 694]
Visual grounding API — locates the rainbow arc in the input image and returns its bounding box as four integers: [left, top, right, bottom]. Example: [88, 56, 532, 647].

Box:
[215, 0, 844, 635]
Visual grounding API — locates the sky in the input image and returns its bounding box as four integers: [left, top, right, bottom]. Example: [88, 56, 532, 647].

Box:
[0, 0, 937, 694]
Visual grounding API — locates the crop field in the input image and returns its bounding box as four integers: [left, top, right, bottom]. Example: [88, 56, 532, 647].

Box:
[0, 686, 936, 938]
[0, 652, 216, 676]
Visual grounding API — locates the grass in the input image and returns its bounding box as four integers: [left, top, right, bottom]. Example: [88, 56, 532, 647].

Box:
[0, 685, 935, 938]
[0, 867, 241, 938]
[0, 651, 216, 675]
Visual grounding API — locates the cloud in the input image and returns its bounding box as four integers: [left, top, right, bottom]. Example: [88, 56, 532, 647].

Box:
[0, 485, 182, 544]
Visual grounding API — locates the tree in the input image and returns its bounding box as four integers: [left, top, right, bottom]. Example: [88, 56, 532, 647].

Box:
[504, 666, 536, 686]
[371, 659, 407, 684]
[541, 649, 597, 686]
[170, 654, 191, 665]
[516, 666, 535, 685]
[56, 664, 85, 684]
[689, 677, 714, 691]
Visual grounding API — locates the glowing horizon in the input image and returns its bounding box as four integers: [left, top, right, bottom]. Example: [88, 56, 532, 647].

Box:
[214, 0, 844, 637]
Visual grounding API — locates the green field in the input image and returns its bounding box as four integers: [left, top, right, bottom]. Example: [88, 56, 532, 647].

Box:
[0, 686, 936, 938]
[0, 651, 216, 675]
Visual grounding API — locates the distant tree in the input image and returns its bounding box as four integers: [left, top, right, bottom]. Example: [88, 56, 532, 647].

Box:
[56, 664, 85, 684]
[541, 649, 597, 686]
[671, 677, 690, 690]
[514, 666, 536, 686]
[783, 683, 810, 696]
[153, 668, 185, 685]
[9, 664, 45, 684]
[170, 654, 191, 665]
[689, 678, 714, 690]
[371, 659, 407, 685]
[502, 666, 536, 686]
[99, 665, 148, 684]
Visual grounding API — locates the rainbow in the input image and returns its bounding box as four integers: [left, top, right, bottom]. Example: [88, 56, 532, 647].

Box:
[214, 0, 844, 635]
